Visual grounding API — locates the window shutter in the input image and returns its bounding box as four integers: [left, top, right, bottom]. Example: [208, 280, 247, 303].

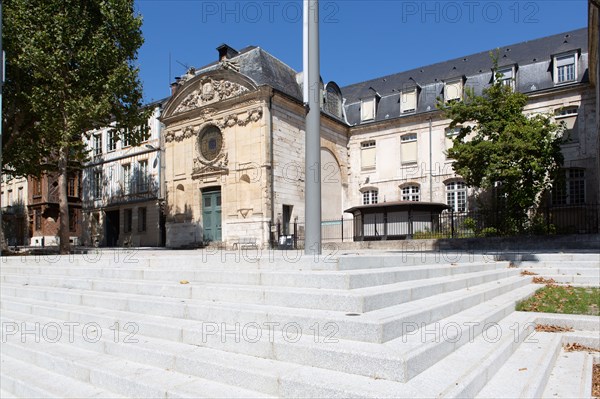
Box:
[361, 146, 376, 169]
[401, 135, 417, 164]
[445, 81, 462, 101]
[361, 99, 375, 121]
[401, 90, 417, 112]
[556, 54, 575, 67]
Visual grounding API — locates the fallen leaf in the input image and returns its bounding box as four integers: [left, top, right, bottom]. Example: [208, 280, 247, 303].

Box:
[180, 280, 190, 285]
[518, 368, 527, 371]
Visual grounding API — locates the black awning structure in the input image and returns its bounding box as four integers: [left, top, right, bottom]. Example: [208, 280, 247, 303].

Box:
[344, 201, 450, 241]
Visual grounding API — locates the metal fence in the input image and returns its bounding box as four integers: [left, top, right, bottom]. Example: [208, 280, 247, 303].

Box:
[270, 204, 599, 249]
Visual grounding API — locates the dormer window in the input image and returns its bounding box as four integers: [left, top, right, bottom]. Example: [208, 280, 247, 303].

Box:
[554, 53, 577, 84]
[401, 88, 417, 114]
[361, 98, 376, 121]
[444, 79, 463, 102]
[496, 66, 515, 89]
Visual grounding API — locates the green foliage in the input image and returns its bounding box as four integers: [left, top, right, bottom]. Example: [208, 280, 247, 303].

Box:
[437, 53, 564, 233]
[2, 0, 149, 252]
[516, 286, 600, 316]
[2, 0, 150, 176]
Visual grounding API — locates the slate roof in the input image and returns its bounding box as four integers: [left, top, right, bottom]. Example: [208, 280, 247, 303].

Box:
[341, 28, 589, 126]
[186, 45, 303, 100]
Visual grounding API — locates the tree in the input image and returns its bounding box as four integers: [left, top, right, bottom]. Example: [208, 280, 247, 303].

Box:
[439, 54, 564, 233]
[2, 0, 149, 253]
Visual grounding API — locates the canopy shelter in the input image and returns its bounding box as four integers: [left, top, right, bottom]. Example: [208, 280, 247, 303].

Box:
[345, 202, 450, 241]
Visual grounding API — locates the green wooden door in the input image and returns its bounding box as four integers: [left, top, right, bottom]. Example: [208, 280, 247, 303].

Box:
[202, 189, 222, 242]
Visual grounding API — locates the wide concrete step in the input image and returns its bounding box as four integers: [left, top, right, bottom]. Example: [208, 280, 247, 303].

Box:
[528, 274, 599, 286]
[499, 252, 600, 262]
[0, 310, 403, 398]
[0, 273, 529, 344]
[520, 267, 599, 276]
[0, 266, 517, 313]
[0, 355, 122, 399]
[0, 261, 510, 290]
[0, 278, 535, 383]
[476, 332, 562, 398]
[518, 260, 600, 268]
[1, 328, 273, 398]
[542, 348, 596, 398]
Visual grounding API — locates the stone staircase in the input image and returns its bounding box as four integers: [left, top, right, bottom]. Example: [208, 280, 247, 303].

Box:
[0, 249, 598, 398]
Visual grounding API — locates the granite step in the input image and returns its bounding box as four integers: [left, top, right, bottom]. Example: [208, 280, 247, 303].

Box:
[1, 329, 274, 398]
[0, 274, 529, 344]
[0, 356, 122, 399]
[0, 266, 517, 313]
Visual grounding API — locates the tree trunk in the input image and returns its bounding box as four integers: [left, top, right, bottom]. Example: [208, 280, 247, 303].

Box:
[58, 145, 71, 254]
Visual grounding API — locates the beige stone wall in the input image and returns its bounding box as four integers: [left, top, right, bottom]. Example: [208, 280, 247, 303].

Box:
[345, 86, 598, 210]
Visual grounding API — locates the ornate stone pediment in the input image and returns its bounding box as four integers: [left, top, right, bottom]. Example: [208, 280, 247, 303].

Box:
[174, 77, 250, 115]
[192, 153, 229, 179]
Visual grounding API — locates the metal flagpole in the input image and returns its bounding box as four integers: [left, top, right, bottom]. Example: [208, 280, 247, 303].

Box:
[304, 0, 321, 255]
[0, 0, 4, 256]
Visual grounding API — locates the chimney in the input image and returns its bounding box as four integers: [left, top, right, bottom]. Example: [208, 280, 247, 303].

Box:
[217, 44, 239, 61]
[170, 77, 181, 96]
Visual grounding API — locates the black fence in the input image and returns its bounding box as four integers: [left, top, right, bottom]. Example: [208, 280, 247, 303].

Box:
[269, 204, 599, 249]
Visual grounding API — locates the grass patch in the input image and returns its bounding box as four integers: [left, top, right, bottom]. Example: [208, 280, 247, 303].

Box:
[516, 285, 600, 315]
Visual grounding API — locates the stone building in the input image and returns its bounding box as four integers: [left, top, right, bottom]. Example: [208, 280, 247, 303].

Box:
[81, 104, 165, 247]
[27, 173, 82, 247]
[1, 175, 28, 246]
[162, 28, 597, 248]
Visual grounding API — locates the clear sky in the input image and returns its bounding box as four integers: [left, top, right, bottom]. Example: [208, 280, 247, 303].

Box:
[134, 0, 588, 103]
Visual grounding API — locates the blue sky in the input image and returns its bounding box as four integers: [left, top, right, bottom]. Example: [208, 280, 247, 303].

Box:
[135, 0, 588, 103]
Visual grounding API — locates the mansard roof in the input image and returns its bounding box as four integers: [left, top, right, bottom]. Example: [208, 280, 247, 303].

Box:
[342, 28, 588, 125]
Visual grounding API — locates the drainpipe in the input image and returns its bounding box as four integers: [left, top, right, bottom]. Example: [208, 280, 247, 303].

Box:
[268, 89, 275, 246]
[429, 118, 433, 203]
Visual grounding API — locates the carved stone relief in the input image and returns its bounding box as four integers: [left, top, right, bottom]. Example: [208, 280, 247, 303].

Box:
[174, 77, 250, 115]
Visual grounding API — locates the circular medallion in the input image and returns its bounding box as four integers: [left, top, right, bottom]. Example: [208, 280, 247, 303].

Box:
[199, 126, 223, 161]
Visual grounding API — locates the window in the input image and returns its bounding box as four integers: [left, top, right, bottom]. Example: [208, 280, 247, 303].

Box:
[93, 134, 102, 156]
[325, 83, 343, 118]
[18, 187, 23, 203]
[361, 98, 376, 121]
[7, 190, 13, 205]
[496, 67, 515, 89]
[445, 79, 463, 102]
[138, 207, 147, 232]
[446, 181, 467, 212]
[33, 178, 42, 197]
[445, 127, 461, 158]
[138, 160, 149, 192]
[68, 177, 77, 197]
[93, 170, 103, 198]
[69, 208, 77, 232]
[552, 169, 585, 205]
[401, 134, 417, 164]
[555, 107, 579, 142]
[122, 164, 131, 194]
[401, 185, 420, 201]
[140, 123, 151, 141]
[362, 190, 378, 205]
[35, 210, 42, 231]
[401, 88, 417, 113]
[554, 54, 577, 84]
[107, 131, 118, 152]
[122, 131, 131, 148]
[124, 209, 133, 233]
[361, 141, 376, 170]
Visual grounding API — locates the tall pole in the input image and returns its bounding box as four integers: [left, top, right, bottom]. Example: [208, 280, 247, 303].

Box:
[429, 118, 433, 202]
[304, 0, 321, 255]
[0, 0, 4, 256]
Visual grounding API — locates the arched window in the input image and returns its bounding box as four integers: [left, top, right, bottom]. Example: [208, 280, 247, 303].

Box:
[446, 181, 467, 212]
[362, 189, 378, 205]
[401, 185, 420, 202]
[325, 82, 343, 118]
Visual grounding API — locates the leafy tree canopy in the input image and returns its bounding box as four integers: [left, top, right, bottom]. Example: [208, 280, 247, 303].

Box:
[2, 0, 150, 253]
[438, 53, 564, 232]
[2, 0, 149, 177]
